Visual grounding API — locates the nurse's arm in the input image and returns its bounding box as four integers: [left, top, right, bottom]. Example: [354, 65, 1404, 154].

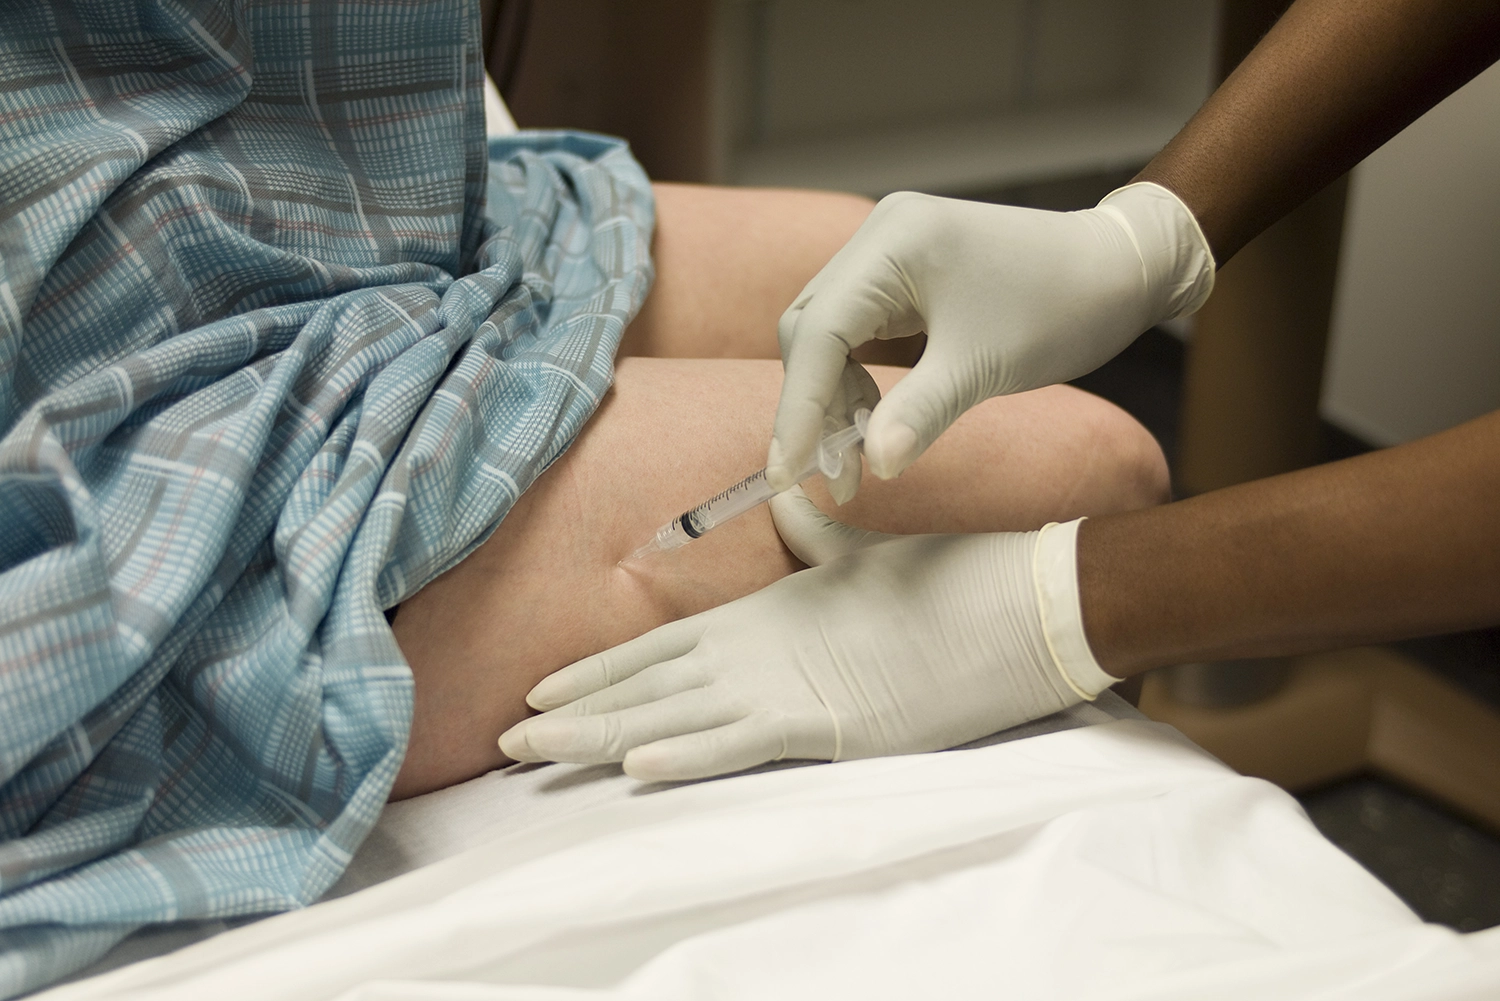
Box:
[1136, 0, 1500, 262]
[1079, 408, 1500, 677]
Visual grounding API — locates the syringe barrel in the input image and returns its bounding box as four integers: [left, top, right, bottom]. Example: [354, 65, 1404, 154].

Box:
[636, 408, 872, 561]
[681, 468, 778, 535]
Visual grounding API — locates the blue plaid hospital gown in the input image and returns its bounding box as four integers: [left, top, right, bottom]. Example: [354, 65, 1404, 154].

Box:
[0, 0, 654, 993]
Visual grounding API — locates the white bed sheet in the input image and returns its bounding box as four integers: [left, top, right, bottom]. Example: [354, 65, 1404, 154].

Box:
[41, 696, 1500, 1001]
[484, 74, 518, 137]
[329, 694, 1133, 900]
[65, 697, 1127, 983]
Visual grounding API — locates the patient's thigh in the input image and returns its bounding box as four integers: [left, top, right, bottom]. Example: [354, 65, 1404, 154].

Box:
[388, 358, 1167, 798]
[620, 183, 921, 367]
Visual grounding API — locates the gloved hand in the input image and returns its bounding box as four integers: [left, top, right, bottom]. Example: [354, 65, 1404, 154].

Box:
[767, 182, 1215, 496]
[498, 489, 1120, 781]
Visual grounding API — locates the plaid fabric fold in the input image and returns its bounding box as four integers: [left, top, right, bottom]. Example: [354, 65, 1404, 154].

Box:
[0, 1, 654, 993]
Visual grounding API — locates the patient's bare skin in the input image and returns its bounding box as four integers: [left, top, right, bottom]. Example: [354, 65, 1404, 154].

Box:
[619, 183, 923, 368]
[390, 359, 1166, 798]
[387, 183, 1168, 798]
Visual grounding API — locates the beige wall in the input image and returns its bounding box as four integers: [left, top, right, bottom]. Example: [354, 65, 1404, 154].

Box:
[1321, 62, 1500, 446]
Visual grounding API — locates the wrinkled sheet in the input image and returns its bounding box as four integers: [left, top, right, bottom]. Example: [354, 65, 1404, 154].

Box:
[35, 718, 1500, 1001]
[63, 692, 1132, 980]
[0, 2, 653, 993]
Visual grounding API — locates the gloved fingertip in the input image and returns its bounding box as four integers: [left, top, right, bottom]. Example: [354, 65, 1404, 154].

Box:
[772, 485, 891, 566]
[827, 468, 859, 506]
[774, 482, 811, 505]
[498, 722, 543, 762]
[525, 678, 567, 712]
[864, 421, 919, 479]
[506, 715, 588, 762]
[768, 486, 828, 561]
[621, 746, 676, 783]
[765, 437, 796, 492]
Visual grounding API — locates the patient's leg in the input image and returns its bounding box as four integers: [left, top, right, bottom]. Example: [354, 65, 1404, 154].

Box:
[389, 358, 1167, 798]
[619, 183, 922, 367]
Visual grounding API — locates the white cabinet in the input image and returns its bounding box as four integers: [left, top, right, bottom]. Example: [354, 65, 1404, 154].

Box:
[1321, 61, 1500, 446]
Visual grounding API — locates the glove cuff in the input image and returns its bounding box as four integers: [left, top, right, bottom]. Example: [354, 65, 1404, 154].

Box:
[1095, 181, 1216, 323]
[1032, 518, 1119, 699]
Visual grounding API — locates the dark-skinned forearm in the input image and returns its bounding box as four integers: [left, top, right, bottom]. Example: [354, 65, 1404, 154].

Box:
[1078, 409, 1500, 678]
[1135, 0, 1500, 261]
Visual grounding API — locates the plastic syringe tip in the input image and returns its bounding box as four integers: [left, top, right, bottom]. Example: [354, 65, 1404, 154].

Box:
[620, 522, 692, 565]
[619, 539, 663, 566]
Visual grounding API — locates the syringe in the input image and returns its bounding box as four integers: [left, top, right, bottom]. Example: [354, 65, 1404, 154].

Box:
[623, 408, 871, 563]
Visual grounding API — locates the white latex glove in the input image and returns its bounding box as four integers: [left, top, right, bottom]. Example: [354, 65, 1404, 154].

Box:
[767, 182, 1214, 494]
[498, 489, 1119, 781]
